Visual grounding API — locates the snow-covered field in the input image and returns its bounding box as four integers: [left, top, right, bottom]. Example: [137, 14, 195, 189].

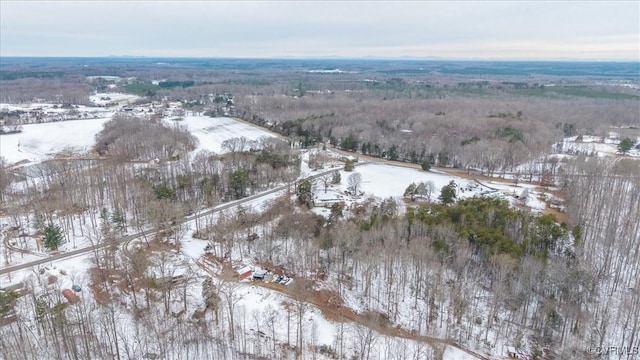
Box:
[308, 160, 547, 217]
[1, 102, 116, 116]
[0, 117, 111, 165]
[0, 95, 144, 164]
[89, 92, 139, 106]
[170, 116, 277, 154]
[559, 134, 640, 157]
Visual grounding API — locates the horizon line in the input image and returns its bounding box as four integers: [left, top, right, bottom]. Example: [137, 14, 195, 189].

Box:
[1, 55, 638, 63]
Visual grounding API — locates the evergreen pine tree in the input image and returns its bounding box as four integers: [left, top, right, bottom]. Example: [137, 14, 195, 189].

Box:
[110, 208, 126, 234]
[43, 223, 64, 250]
[618, 138, 634, 154]
[331, 170, 341, 184]
[439, 180, 457, 205]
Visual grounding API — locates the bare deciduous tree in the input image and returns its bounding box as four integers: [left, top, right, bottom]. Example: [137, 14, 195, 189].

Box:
[347, 172, 362, 194]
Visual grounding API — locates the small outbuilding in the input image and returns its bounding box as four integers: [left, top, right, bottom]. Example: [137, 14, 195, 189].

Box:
[237, 266, 253, 280]
[61, 289, 79, 304]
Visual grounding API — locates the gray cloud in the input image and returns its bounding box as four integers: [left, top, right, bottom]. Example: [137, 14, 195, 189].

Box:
[1, 1, 638, 59]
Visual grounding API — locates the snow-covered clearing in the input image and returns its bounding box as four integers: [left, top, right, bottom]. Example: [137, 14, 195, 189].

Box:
[0, 117, 111, 165]
[444, 347, 481, 360]
[307, 160, 547, 215]
[89, 92, 140, 106]
[559, 134, 640, 157]
[1, 102, 116, 117]
[168, 116, 277, 154]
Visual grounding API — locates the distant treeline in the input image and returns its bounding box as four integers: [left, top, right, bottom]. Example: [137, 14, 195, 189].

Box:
[158, 80, 195, 88]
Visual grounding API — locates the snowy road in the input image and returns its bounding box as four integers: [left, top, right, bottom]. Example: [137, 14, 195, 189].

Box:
[0, 164, 363, 276]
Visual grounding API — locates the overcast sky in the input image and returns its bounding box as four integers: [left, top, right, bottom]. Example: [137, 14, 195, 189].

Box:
[1, 1, 638, 60]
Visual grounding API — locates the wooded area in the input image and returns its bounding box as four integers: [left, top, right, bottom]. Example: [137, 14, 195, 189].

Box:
[1, 58, 639, 360]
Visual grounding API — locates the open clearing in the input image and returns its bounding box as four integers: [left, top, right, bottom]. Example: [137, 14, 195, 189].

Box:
[0, 117, 111, 165]
[168, 116, 277, 154]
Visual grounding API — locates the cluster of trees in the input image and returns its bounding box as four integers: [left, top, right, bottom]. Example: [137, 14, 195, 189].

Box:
[0, 112, 23, 134]
[235, 87, 637, 173]
[156, 152, 640, 357]
[561, 158, 640, 352]
[75, 169, 612, 359]
[410, 196, 569, 259]
[94, 114, 198, 161]
[618, 137, 637, 154]
[216, 162, 637, 356]
[2, 151, 638, 359]
[1, 131, 299, 262]
[0, 77, 91, 104]
[0, 123, 305, 358]
[1, 192, 436, 360]
[403, 181, 435, 202]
